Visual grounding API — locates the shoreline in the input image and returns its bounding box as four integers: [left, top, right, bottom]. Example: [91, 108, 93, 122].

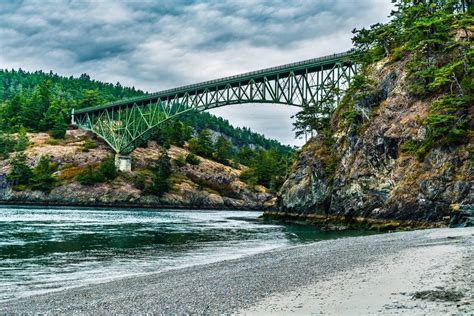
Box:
[0, 202, 448, 229]
[262, 211, 448, 231]
[1, 227, 472, 314]
[0, 200, 265, 212]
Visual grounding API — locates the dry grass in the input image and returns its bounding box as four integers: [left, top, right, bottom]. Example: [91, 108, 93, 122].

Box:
[57, 165, 87, 181]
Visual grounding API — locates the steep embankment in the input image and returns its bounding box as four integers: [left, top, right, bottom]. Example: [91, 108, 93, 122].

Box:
[270, 2, 473, 229]
[0, 129, 273, 209]
[271, 56, 472, 228]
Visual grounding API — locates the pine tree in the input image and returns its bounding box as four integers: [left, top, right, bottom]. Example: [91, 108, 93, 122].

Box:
[1, 93, 24, 130]
[31, 155, 56, 192]
[33, 80, 53, 131]
[148, 150, 172, 196]
[0, 134, 16, 159]
[78, 90, 102, 108]
[214, 135, 232, 164]
[189, 129, 214, 158]
[14, 127, 29, 151]
[292, 83, 339, 138]
[7, 153, 33, 186]
[50, 115, 67, 139]
[236, 146, 255, 166]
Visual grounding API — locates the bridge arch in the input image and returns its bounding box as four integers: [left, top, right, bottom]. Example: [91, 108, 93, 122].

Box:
[72, 51, 358, 169]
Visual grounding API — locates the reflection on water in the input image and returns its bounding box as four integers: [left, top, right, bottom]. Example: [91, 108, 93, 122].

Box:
[0, 205, 372, 302]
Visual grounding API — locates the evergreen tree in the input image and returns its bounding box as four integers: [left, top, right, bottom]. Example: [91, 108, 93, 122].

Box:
[0, 93, 24, 130]
[148, 150, 172, 196]
[31, 80, 52, 131]
[236, 146, 255, 166]
[189, 129, 214, 158]
[292, 83, 339, 138]
[7, 153, 33, 185]
[37, 80, 52, 113]
[185, 153, 200, 165]
[98, 155, 117, 180]
[31, 155, 56, 192]
[14, 127, 29, 151]
[0, 134, 16, 159]
[75, 165, 105, 185]
[214, 135, 232, 164]
[169, 120, 190, 146]
[78, 90, 102, 108]
[41, 97, 67, 132]
[50, 115, 67, 139]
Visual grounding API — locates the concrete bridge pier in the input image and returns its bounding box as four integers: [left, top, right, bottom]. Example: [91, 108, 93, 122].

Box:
[115, 154, 132, 172]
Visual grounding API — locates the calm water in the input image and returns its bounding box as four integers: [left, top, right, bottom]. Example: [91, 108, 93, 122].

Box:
[0, 206, 372, 302]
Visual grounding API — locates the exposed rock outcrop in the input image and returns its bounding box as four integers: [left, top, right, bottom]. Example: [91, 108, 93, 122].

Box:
[0, 130, 273, 209]
[272, 58, 472, 228]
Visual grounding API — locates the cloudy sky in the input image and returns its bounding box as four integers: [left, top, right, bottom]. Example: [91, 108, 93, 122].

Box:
[0, 0, 393, 146]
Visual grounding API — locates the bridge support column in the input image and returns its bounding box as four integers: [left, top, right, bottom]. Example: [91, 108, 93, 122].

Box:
[115, 154, 132, 172]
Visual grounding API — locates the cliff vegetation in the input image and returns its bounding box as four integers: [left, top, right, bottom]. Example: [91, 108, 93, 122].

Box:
[272, 0, 473, 229]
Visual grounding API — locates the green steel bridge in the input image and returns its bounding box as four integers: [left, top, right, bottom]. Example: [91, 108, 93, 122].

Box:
[73, 50, 358, 170]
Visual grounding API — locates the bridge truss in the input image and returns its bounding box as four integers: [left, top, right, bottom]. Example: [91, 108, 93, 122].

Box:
[73, 51, 358, 155]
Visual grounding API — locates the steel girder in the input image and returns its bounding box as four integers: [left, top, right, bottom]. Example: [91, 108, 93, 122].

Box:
[73, 52, 358, 154]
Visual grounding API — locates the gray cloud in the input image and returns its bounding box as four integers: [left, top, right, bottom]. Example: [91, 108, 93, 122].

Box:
[0, 0, 393, 146]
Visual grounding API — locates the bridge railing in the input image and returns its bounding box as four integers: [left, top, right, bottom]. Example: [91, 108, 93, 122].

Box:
[151, 50, 355, 97]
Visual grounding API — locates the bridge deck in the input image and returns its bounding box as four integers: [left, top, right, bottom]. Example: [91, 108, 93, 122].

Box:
[74, 50, 356, 114]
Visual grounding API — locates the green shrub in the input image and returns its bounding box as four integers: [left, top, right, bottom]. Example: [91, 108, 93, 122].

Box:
[50, 115, 67, 139]
[390, 45, 406, 62]
[185, 153, 200, 165]
[414, 95, 469, 161]
[400, 139, 418, 154]
[31, 155, 57, 192]
[81, 139, 98, 152]
[214, 135, 232, 165]
[14, 128, 29, 151]
[0, 134, 16, 159]
[416, 144, 430, 162]
[75, 165, 105, 185]
[240, 169, 258, 186]
[12, 184, 27, 191]
[98, 156, 117, 180]
[240, 174, 258, 188]
[175, 155, 186, 167]
[75, 156, 117, 185]
[133, 173, 147, 190]
[45, 139, 60, 145]
[7, 153, 33, 186]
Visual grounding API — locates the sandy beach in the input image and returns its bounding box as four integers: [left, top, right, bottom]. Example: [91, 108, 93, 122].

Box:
[1, 227, 473, 315]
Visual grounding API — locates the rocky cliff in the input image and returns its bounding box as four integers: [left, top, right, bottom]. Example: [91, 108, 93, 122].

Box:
[271, 57, 472, 228]
[0, 129, 273, 209]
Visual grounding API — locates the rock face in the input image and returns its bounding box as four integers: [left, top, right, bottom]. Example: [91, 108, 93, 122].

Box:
[274, 58, 472, 226]
[0, 130, 273, 209]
